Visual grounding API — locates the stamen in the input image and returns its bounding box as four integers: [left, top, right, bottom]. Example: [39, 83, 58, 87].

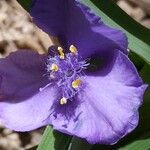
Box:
[58, 47, 65, 59]
[69, 45, 78, 54]
[50, 74, 55, 79]
[72, 79, 82, 89]
[60, 97, 67, 105]
[47, 45, 87, 102]
[50, 63, 59, 72]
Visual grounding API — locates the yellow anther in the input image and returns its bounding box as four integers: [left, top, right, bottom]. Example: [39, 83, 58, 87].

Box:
[50, 63, 59, 72]
[60, 97, 67, 105]
[72, 79, 82, 89]
[69, 45, 78, 54]
[58, 47, 65, 59]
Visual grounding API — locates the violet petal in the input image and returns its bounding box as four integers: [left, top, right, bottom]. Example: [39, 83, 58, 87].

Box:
[0, 50, 54, 131]
[31, 0, 128, 58]
[49, 50, 147, 144]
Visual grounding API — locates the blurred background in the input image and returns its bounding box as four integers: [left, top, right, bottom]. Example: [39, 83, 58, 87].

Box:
[0, 0, 149, 149]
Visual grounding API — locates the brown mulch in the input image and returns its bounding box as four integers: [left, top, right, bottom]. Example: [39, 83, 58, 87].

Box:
[118, 0, 150, 28]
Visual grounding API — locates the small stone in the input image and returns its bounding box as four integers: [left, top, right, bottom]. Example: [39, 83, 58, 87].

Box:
[128, 0, 150, 15]
[131, 7, 145, 21]
[7, 133, 22, 150]
[3, 128, 12, 135]
[141, 19, 150, 28]
[0, 138, 8, 148]
[118, 0, 134, 15]
[118, 0, 145, 21]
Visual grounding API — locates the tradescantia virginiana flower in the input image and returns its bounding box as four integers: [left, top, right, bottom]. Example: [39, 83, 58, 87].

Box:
[0, 0, 148, 144]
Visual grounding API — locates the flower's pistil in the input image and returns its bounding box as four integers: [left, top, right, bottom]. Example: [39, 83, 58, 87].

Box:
[47, 45, 88, 105]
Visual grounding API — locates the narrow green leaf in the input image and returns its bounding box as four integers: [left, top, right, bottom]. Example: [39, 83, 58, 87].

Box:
[69, 137, 92, 150]
[129, 52, 145, 71]
[37, 126, 72, 150]
[82, 0, 150, 65]
[140, 64, 150, 83]
[16, 0, 32, 11]
[91, 0, 150, 45]
[119, 138, 150, 150]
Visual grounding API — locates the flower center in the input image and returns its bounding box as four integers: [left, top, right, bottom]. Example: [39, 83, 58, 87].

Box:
[47, 45, 88, 105]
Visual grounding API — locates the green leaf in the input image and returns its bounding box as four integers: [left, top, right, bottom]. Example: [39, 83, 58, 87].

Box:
[69, 137, 92, 150]
[16, 0, 32, 11]
[82, 0, 150, 65]
[37, 126, 72, 150]
[129, 52, 145, 71]
[119, 138, 150, 150]
[140, 64, 150, 83]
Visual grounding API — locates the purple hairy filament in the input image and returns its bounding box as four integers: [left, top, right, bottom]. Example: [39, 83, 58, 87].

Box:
[46, 45, 89, 105]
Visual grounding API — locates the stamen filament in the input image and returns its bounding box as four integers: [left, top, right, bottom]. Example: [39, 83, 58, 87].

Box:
[47, 44, 88, 105]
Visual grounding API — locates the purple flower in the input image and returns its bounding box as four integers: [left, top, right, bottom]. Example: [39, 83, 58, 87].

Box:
[0, 0, 147, 144]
